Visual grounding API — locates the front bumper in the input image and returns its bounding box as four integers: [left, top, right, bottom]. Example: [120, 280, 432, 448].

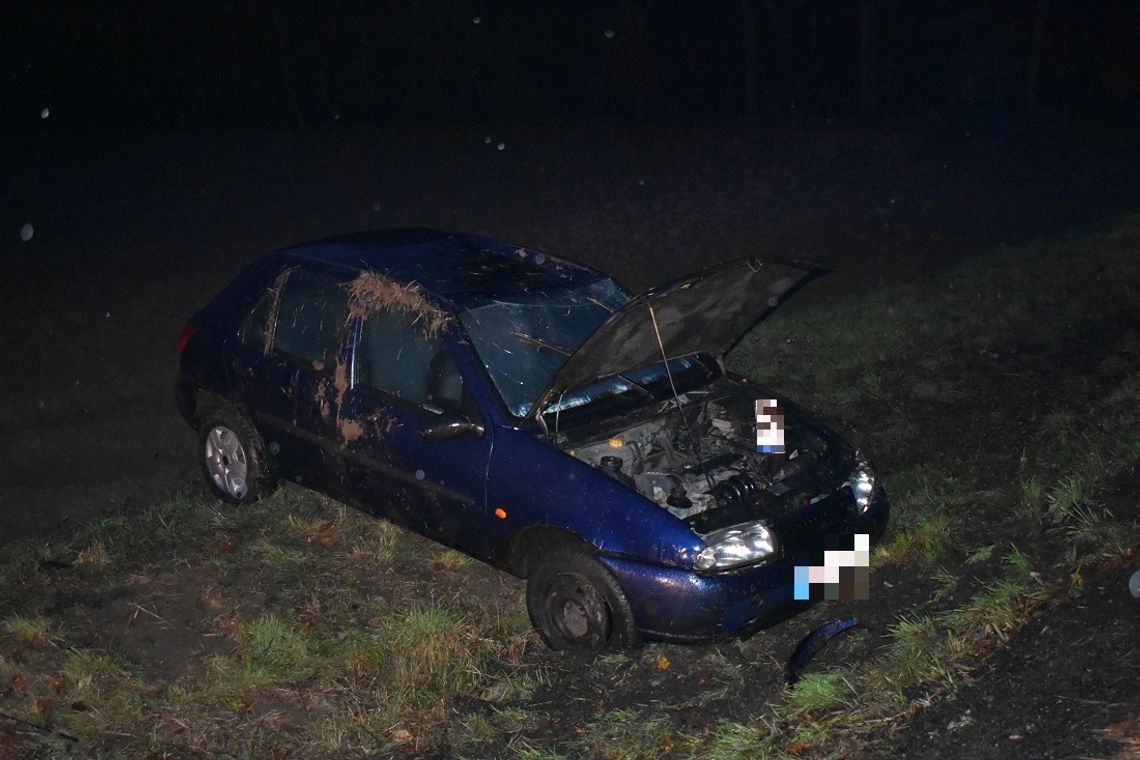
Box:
[600, 488, 889, 643]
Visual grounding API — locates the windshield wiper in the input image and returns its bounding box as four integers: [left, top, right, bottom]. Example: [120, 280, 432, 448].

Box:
[509, 331, 573, 356]
[585, 295, 616, 313]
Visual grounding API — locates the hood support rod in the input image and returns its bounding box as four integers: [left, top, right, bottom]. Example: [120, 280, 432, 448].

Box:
[648, 304, 714, 491]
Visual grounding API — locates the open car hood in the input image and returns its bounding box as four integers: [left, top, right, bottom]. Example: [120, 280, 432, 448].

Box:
[529, 258, 814, 419]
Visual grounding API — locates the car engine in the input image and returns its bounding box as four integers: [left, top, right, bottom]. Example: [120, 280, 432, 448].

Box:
[565, 391, 842, 524]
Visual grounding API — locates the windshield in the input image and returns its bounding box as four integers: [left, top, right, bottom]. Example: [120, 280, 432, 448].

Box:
[459, 279, 627, 416]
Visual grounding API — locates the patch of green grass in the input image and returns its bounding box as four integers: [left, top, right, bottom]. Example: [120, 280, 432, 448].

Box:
[244, 615, 310, 675]
[1044, 474, 1089, 521]
[1001, 544, 1033, 575]
[480, 667, 545, 704]
[931, 567, 957, 601]
[62, 648, 126, 685]
[491, 706, 532, 733]
[948, 579, 1033, 642]
[511, 740, 570, 760]
[1019, 476, 1044, 506]
[52, 648, 149, 739]
[249, 538, 306, 563]
[433, 547, 475, 569]
[573, 707, 674, 760]
[1, 614, 62, 647]
[1015, 476, 1045, 526]
[786, 672, 850, 714]
[208, 614, 314, 697]
[379, 604, 473, 706]
[461, 711, 497, 743]
[885, 512, 953, 563]
[349, 518, 400, 564]
[878, 472, 961, 563]
[1044, 474, 1111, 537]
[878, 614, 955, 688]
[697, 718, 791, 760]
[965, 544, 994, 565]
[888, 615, 940, 660]
[74, 540, 110, 568]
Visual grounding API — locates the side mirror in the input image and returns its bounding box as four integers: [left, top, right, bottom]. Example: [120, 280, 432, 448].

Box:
[418, 419, 485, 443]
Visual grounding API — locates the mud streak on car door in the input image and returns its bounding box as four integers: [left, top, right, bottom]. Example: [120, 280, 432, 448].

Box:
[339, 321, 492, 549]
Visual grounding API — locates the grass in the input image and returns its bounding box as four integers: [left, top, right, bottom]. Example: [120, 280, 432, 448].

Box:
[0, 488, 538, 756]
[1, 615, 61, 648]
[1001, 544, 1033, 575]
[700, 719, 791, 760]
[786, 672, 851, 713]
[880, 475, 956, 563]
[572, 707, 675, 760]
[0, 217, 1137, 757]
[379, 604, 473, 705]
[697, 215, 1140, 755]
[1043, 474, 1112, 538]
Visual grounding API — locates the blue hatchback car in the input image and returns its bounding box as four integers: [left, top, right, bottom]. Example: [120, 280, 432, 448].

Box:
[177, 229, 888, 651]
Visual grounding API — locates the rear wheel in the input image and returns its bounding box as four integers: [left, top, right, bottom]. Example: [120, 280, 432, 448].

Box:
[526, 548, 641, 652]
[198, 407, 275, 503]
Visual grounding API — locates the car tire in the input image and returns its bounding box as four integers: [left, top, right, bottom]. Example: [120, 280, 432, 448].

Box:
[197, 406, 275, 504]
[526, 548, 641, 652]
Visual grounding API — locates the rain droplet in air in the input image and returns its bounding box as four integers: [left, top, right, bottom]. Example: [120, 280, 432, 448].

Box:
[484, 136, 492, 144]
[20, 223, 34, 241]
[40, 107, 50, 119]
[472, 16, 481, 24]
[534, 254, 546, 265]
[604, 29, 615, 39]
[496, 142, 506, 151]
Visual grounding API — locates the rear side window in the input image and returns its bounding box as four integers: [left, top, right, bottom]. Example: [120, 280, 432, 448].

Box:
[243, 291, 274, 350]
[354, 312, 463, 415]
[252, 269, 348, 367]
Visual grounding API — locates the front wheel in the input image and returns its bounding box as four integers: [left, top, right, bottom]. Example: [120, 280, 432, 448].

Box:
[526, 549, 641, 652]
[198, 407, 275, 504]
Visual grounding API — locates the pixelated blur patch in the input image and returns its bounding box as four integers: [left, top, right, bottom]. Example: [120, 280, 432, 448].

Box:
[793, 533, 870, 601]
[755, 398, 785, 454]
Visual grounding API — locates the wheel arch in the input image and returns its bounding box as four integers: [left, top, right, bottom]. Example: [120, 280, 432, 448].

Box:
[509, 525, 594, 578]
[193, 390, 252, 430]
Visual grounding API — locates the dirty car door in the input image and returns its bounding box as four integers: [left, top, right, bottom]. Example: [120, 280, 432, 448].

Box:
[340, 312, 491, 548]
[237, 267, 348, 491]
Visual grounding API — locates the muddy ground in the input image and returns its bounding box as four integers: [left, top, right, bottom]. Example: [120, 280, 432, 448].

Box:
[1, 121, 1138, 757]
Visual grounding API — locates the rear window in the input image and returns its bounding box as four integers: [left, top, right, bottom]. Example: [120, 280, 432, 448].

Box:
[248, 268, 348, 367]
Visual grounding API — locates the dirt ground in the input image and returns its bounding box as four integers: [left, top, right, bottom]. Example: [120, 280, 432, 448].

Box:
[1, 121, 1138, 757]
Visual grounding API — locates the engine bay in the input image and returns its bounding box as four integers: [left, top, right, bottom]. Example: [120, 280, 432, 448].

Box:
[563, 386, 851, 529]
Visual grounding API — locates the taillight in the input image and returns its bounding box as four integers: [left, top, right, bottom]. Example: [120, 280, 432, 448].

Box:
[177, 324, 197, 354]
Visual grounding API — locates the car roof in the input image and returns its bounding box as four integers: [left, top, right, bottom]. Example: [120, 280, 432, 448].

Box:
[281, 228, 611, 310]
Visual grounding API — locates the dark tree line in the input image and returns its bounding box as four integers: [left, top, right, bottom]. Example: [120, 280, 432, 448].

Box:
[2, 0, 1137, 130]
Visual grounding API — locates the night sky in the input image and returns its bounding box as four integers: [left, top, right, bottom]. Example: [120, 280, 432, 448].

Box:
[3, 1, 1139, 132]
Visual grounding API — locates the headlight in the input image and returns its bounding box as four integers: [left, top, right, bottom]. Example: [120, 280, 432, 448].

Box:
[848, 459, 875, 512]
[695, 521, 778, 572]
